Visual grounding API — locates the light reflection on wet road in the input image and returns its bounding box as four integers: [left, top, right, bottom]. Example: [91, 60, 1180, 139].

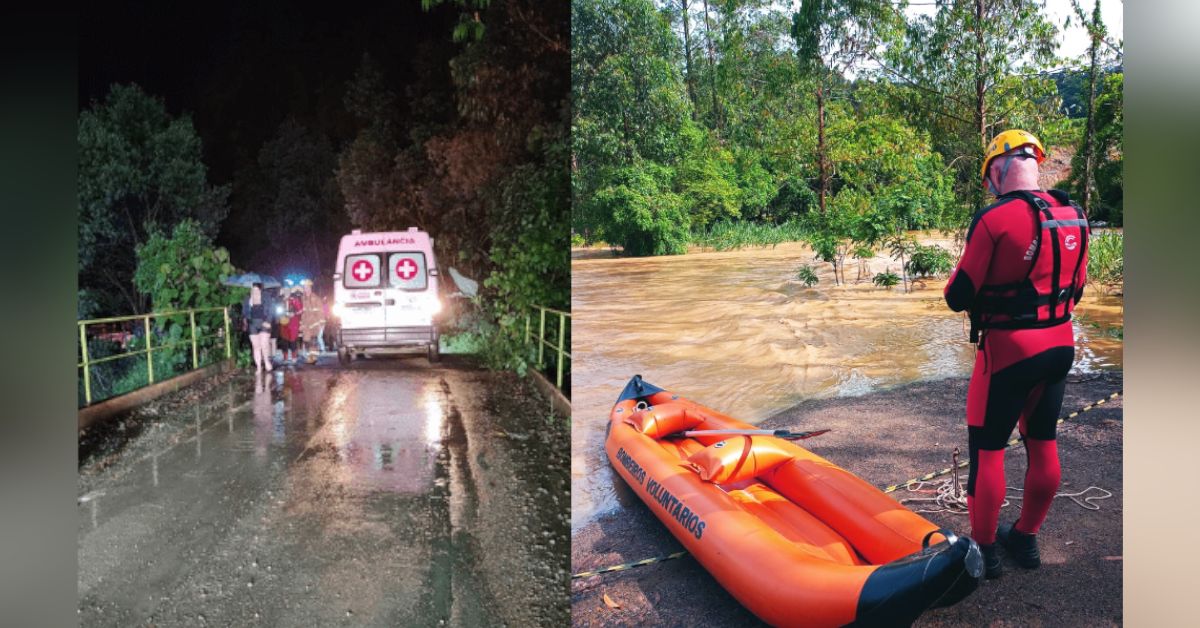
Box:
[78, 357, 569, 626]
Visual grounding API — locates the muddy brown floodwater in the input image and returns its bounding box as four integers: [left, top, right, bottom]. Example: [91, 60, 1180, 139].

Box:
[571, 237, 1123, 528]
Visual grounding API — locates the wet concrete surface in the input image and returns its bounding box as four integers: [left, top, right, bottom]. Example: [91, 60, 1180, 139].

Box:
[79, 353, 569, 627]
[571, 371, 1122, 627]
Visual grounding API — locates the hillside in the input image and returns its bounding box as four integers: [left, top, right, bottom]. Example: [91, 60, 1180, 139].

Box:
[1040, 144, 1076, 190]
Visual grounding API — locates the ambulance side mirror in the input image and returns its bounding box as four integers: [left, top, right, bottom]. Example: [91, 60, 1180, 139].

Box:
[429, 269, 439, 277]
[333, 273, 342, 281]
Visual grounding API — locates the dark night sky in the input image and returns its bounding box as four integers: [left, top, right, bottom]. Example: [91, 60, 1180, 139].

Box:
[79, 1, 453, 183]
[78, 0, 458, 279]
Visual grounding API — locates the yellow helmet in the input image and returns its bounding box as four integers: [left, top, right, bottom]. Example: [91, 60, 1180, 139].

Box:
[981, 129, 1046, 180]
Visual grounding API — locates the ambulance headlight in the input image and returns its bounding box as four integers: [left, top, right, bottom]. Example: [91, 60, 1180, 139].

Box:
[275, 304, 284, 316]
[331, 303, 346, 318]
[425, 296, 442, 315]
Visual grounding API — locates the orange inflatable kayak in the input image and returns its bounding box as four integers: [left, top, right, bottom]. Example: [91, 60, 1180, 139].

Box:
[605, 376, 983, 627]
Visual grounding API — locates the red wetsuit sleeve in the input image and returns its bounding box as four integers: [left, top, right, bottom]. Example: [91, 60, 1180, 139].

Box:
[945, 218, 996, 312]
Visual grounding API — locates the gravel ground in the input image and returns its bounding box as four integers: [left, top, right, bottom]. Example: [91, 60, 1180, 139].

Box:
[571, 371, 1123, 627]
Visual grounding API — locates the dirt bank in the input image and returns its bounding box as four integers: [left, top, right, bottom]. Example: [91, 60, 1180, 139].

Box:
[571, 371, 1122, 627]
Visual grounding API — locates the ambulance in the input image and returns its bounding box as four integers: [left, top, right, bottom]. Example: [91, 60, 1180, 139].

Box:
[331, 227, 442, 363]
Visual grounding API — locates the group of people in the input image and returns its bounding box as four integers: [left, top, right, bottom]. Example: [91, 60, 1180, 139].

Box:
[242, 279, 329, 374]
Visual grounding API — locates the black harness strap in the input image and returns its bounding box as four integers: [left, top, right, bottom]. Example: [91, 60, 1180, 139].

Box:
[970, 191, 1058, 341]
[1008, 190, 1065, 319]
[1045, 204, 1062, 319]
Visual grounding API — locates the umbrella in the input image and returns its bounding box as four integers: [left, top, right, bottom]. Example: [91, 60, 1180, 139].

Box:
[222, 272, 282, 288]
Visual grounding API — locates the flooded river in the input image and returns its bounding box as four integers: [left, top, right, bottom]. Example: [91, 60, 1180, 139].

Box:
[571, 239, 1123, 528]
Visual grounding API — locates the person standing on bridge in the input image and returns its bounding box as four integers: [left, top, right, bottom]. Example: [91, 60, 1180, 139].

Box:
[244, 282, 275, 373]
[943, 130, 1090, 579]
[279, 287, 303, 364]
[300, 279, 326, 364]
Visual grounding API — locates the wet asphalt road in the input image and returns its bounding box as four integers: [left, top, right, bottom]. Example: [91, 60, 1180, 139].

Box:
[78, 354, 569, 627]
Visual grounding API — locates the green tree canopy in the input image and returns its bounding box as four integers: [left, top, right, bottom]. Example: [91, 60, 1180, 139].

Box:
[232, 118, 346, 277]
[78, 83, 229, 315]
[572, 0, 1118, 256]
[133, 219, 240, 313]
[1068, 72, 1123, 223]
[881, 0, 1061, 206]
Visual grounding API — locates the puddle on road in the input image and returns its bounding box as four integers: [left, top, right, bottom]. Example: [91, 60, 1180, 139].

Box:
[78, 367, 481, 625]
[571, 238, 1123, 528]
[287, 370, 446, 494]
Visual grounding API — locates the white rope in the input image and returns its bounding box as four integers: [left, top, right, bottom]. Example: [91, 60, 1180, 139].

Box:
[899, 476, 1113, 514]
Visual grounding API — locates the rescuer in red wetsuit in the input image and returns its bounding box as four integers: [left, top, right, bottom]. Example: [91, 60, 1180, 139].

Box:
[944, 130, 1089, 579]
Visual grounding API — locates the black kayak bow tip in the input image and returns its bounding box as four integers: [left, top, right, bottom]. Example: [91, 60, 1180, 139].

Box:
[616, 374, 667, 403]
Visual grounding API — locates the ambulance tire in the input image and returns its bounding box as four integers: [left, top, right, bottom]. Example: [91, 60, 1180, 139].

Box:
[338, 347, 350, 365]
[428, 343, 440, 363]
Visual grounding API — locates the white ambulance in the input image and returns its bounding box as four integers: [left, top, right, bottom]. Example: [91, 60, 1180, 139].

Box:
[331, 227, 442, 363]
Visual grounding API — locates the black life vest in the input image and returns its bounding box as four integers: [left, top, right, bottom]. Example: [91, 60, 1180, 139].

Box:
[969, 189, 1089, 342]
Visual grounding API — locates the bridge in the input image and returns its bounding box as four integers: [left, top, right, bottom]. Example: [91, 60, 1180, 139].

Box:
[77, 308, 569, 626]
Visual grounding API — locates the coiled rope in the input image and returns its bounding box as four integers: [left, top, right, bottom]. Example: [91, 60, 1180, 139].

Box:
[898, 475, 1114, 515]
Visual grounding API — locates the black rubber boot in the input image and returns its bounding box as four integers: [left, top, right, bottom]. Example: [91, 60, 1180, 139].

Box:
[979, 543, 1002, 579]
[998, 522, 1040, 569]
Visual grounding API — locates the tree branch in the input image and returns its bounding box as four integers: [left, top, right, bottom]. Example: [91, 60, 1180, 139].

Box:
[862, 48, 971, 109]
[510, 3, 567, 54]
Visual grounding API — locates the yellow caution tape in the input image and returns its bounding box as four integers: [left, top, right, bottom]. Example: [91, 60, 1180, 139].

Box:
[572, 551, 688, 579]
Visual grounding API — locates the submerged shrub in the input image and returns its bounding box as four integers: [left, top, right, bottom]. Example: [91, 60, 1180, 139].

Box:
[873, 270, 901, 289]
[905, 243, 954, 278]
[796, 264, 820, 287]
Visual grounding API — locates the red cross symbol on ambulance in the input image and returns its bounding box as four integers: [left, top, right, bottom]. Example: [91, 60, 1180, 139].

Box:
[351, 259, 374, 282]
[395, 258, 418, 281]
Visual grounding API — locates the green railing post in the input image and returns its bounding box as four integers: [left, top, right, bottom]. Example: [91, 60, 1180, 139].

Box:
[223, 306, 232, 359]
[556, 311, 565, 389]
[145, 316, 154, 384]
[78, 306, 229, 408]
[79, 322, 92, 406]
[524, 313, 530, 344]
[537, 308, 546, 367]
[190, 311, 199, 370]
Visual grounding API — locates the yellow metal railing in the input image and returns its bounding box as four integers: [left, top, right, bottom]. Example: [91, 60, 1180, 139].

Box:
[78, 306, 232, 407]
[524, 305, 571, 391]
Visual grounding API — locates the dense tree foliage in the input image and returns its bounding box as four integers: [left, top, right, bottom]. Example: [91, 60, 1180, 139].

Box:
[78, 84, 230, 315]
[574, 0, 1124, 256]
[130, 219, 243, 378]
[133, 219, 240, 313]
[1067, 72, 1123, 223]
[336, 0, 570, 369]
[882, 0, 1060, 207]
[220, 118, 348, 284]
